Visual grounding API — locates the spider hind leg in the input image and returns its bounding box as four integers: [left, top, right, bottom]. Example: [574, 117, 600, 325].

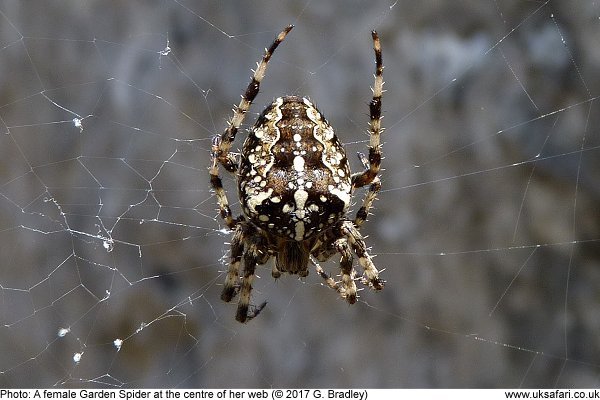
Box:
[220, 224, 244, 302]
[335, 238, 358, 303]
[236, 244, 261, 323]
[341, 221, 385, 290]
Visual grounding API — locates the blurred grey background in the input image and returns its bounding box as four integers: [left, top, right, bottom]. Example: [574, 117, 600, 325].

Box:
[0, 0, 599, 388]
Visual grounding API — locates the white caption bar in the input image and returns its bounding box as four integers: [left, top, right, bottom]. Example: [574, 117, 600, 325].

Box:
[1, 389, 599, 400]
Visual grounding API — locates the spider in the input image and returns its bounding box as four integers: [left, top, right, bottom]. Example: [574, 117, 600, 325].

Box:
[210, 25, 385, 322]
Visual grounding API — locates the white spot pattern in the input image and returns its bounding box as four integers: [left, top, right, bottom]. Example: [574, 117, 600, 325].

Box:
[293, 156, 305, 172]
[238, 96, 351, 241]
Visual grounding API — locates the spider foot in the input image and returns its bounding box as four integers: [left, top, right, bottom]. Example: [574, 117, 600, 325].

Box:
[271, 263, 281, 279]
[298, 269, 309, 278]
[220, 283, 240, 302]
[312, 260, 357, 303]
[363, 276, 385, 291]
[343, 290, 357, 304]
[236, 301, 267, 323]
[341, 279, 358, 304]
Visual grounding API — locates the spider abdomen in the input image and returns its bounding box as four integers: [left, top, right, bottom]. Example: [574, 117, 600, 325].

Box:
[238, 96, 352, 241]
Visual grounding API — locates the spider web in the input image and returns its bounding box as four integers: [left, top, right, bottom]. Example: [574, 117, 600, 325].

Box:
[1, 0, 599, 388]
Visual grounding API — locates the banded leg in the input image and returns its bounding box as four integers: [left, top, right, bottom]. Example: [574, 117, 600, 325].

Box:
[352, 30, 384, 189]
[311, 238, 357, 303]
[312, 241, 337, 263]
[310, 256, 342, 295]
[213, 25, 294, 170]
[236, 235, 268, 323]
[210, 25, 293, 229]
[335, 239, 358, 304]
[210, 137, 237, 229]
[220, 224, 245, 302]
[354, 152, 382, 227]
[340, 220, 385, 290]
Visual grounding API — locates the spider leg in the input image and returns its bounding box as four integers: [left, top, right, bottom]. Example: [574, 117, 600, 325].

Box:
[312, 237, 336, 263]
[335, 238, 358, 304]
[220, 223, 245, 302]
[210, 26, 293, 229]
[310, 236, 358, 303]
[236, 232, 268, 323]
[354, 152, 382, 227]
[209, 142, 238, 230]
[352, 30, 384, 189]
[213, 25, 293, 170]
[340, 220, 385, 290]
[310, 255, 343, 297]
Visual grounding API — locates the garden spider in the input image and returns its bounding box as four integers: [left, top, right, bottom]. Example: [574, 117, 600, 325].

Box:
[210, 25, 385, 322]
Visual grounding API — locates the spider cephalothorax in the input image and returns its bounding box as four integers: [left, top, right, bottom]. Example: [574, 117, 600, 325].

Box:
[210, 25, 385, 322]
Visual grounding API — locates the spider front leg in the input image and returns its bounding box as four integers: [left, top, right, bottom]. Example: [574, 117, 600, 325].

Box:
[354, 152, 382, 227]
[213, 25, 293, 170]
[210, 26, 293, 229]
[352, 30, 384, 189]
